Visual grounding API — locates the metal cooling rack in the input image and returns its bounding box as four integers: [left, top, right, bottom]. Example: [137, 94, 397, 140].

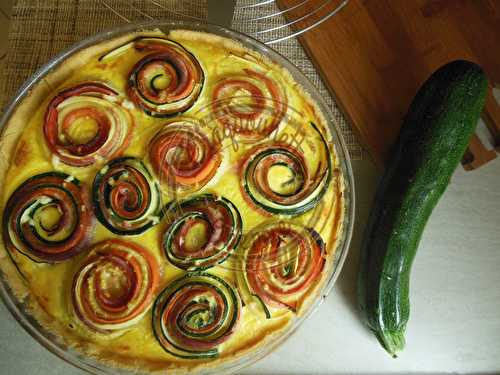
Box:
[99, 0, 350, 45]
[233, 0, 349, 44]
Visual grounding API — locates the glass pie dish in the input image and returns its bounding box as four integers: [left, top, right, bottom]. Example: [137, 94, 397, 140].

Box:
[0, 21, 354, 375]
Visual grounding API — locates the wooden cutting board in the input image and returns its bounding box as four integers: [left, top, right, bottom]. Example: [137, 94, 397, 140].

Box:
[277, 0, 500, 169]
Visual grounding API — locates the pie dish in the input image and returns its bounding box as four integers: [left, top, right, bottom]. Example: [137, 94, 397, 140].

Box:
[0, 22, 354, 374]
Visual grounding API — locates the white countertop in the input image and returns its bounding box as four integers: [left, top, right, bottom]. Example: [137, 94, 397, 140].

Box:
[1, 155, 500, 374]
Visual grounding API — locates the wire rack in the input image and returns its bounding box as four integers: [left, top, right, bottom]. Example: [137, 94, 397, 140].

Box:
[233, 0, 349, 44]
[97, 0, 350, 45]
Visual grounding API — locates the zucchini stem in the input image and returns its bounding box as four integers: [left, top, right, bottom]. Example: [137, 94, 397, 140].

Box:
[375, 329, 406, 358]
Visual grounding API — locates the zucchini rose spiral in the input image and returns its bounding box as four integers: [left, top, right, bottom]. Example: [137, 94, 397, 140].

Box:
[152, 273, 240, 359]
[162, 194, 242, 271]
[72, 239, 160, 333]
[240, 122, 331, 215]
[93, 157, 163, 235]
[2, 172, 94, 263]
[44, 82, 132, 167]
[128, 37, 204, 117]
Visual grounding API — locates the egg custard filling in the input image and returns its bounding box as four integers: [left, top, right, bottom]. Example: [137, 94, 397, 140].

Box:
[0, 29, 345, 373]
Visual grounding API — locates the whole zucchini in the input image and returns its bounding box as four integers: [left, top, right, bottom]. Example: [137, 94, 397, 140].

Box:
[357, 60, 488, 357]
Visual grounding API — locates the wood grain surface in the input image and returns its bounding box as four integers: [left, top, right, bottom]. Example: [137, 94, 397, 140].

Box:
[277, 0, 500, 168]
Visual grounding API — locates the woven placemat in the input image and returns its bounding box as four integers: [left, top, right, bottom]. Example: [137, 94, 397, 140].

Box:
[0, 0, 362, 159]
[0, 0, 208, 106]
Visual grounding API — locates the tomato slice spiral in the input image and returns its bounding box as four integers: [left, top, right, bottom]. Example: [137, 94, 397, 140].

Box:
[162, 194, 242, 271]
[43, 82, 133, 167]
[148, 118, 221, 193]
[152, 273, 240, 359]
[72, 239, 160, 333]
[237, 221, 325, 313]
[93, 157, 163, 235]
[127, 37, 204, 117]
[2, 172, 94, 263]
[211, 69, 286, 141]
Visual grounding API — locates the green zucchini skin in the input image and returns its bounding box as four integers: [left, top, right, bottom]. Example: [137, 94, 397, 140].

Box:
[357, 60, 488, 357]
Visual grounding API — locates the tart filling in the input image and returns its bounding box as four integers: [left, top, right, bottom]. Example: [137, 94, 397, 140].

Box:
[0, 29, 345, 373]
